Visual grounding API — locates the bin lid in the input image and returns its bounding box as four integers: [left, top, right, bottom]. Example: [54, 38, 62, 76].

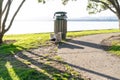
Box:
[54, 11, 67, 19]
[55, 11, 67, 15]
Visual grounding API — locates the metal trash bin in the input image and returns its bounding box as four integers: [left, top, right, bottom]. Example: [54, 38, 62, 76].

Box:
[54, 11, 67, 40]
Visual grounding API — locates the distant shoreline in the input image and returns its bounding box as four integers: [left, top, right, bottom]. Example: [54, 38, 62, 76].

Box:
[13, 16, 118, 22]
[68, 20, 118, 22]
[68, 16, 118, 22]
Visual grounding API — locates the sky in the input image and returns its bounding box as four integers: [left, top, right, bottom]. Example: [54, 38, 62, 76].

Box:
[8, 0, 115, 21]
[4, 0, 118, 34]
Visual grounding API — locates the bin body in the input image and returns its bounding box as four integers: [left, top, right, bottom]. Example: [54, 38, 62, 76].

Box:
[54, 12, 67, 39]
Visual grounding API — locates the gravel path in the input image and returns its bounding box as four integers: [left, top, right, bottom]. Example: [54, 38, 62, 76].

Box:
[58, 33, 120, 80]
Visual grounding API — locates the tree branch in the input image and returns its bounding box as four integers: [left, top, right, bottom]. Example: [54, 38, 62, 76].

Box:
[91, 0, 116, 14]
[114, 0, 120, 11]
[2, 0, 13, 17]
[0, 0, 3, 32]
[2, 0, 11, 33]
[114, 0, 120, 18]
[108, 0, 120, 15]
[2, 1, 8, 16]
[5, 0, 26, 33]
[114, 0, 120, 8]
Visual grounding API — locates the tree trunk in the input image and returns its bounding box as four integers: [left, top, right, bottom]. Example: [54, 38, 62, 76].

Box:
[117, 16, 120, 30]
[116, 13, 120, 29]
[119, 19, 120, 30]
[117, 16, 120, 29]
[0, 33, 3, 44]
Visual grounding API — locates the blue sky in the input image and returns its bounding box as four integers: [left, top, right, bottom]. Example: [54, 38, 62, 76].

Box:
[9, 0, 115, 20]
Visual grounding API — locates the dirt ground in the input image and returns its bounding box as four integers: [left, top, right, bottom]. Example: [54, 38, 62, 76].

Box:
[58, 33, 120, 80]
[2, 33, 120, 80]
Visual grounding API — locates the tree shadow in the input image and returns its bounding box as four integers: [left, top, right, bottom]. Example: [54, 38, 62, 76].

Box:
[14, 50, 83, 80]
[59, 39, 113, 51]
[57, 39, 120, 79]
[0, 57, 13, 80]
[0, 54, 51, 80]
[64, 61, 120, 80]
[108, 45, 120, 51]
[58, 42, 84, 49]
[26, 50, 120, 80]
[0, 44, 119, 80]
[0, 43, 26, 55]
[0, 47, 84, 80]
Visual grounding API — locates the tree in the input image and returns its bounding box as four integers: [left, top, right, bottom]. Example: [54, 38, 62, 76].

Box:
[87, 0, 120, 29]
[38, 0, 75, 5]
[0, 0, 67, 44]
[0, 0, 26, 44]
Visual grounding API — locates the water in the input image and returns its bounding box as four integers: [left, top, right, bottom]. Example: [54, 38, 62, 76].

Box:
[68, 21, 118, 31]
[6, 20, 119, 34]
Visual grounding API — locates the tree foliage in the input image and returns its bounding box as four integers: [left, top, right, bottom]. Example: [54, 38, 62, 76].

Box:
[38, 0, 76, 5]
[38, 0, 46, 3]
[87, 0, 120, 17]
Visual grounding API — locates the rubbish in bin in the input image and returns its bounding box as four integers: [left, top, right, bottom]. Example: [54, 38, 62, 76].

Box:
[50, 33, 56, 41]
[50, 32, 62, 42]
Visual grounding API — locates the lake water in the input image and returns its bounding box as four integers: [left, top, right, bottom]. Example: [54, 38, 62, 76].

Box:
[6, 20, 119, 34]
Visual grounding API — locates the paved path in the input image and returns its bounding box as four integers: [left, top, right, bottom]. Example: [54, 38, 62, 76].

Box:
[58, 33, 120, 80]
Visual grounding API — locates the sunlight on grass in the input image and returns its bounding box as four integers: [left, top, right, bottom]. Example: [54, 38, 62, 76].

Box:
[15, 54, 52, 78]
[0, 77, 4, 80]
[65, 65, 80, 77]
[0, 29, 119, 55]
[53, 55, 63, 61]
[5, 61, 20, 80]
[67, 29, 120, 37]
[1, 33, 49, 54]
[0, 29, 119, 80]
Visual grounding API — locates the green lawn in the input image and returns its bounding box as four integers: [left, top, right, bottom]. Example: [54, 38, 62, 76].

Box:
[1, 29, 119, 54]
[0, 52, 83, 80]
[67, 29, 120, 37]
[1, 33, 50, 54]
[0, 29, 120, 80]
[109, 41, 120, 56]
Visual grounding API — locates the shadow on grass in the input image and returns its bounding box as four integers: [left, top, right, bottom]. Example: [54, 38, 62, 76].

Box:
[15, 50, 83, 80]
[0, 43, 119, 80]
[0, 54, 51, 80]
[0, 48, 84, 80]
[109, 45, 120, 51]
[0, 43, 26, 55]
[27, 50, 120, 80]
[0, 38, 119, 80]
[28, 51, 119, 80]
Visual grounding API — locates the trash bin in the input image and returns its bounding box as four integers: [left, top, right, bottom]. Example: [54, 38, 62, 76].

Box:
[54, 11, 67, 40]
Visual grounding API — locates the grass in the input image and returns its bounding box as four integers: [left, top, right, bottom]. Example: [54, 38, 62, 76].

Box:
[0, 29, 120, 80]
[67, 29, 120, 37]
[1, 33, 50, 54]
[0, 47, 84, 80]
[109, 41, 120, 56]
[1, 29, 119, 54]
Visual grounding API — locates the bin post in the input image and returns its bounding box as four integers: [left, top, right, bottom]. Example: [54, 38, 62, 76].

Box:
[54, 11, 67, 40]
